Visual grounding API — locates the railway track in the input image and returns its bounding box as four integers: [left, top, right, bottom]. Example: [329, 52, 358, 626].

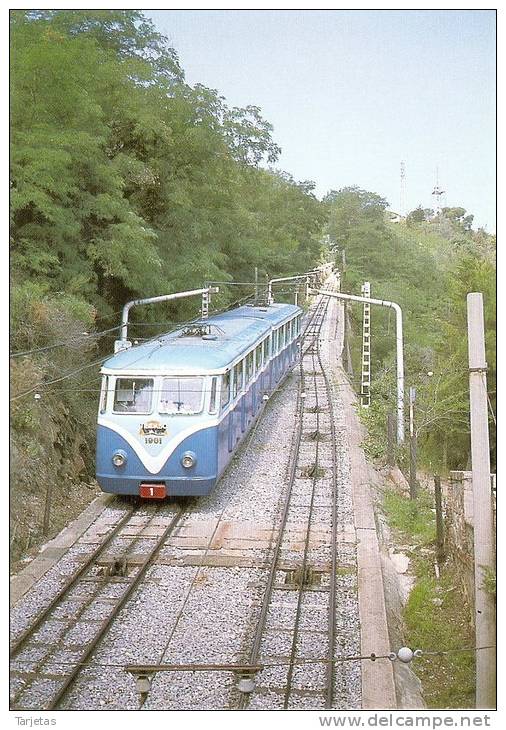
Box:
[238, 293, 344, 709]
[10, 502, 187, 709]
[10, 291, 360, 711]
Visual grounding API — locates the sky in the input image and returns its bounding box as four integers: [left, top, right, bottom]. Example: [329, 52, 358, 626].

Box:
[146, 9, 496, 231]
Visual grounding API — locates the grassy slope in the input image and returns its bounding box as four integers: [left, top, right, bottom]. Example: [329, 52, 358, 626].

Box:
[382, 487, 475, 708]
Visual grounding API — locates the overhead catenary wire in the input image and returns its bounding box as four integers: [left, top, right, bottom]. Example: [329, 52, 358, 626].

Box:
[10, 325, 122, 358]
[9, 289, 256, 358]
[10, 284, 299, 360]
[10, 645, 495, 672]
[10, 285, 307, 402]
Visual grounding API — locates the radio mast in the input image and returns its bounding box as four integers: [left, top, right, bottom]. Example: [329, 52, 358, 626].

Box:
[432, 167, 445, 216]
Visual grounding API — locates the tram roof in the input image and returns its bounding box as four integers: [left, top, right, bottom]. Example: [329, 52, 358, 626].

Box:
[101, 302, 302, 375]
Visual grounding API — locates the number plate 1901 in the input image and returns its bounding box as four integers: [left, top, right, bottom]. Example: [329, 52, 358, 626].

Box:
[139, 483, 166, 499]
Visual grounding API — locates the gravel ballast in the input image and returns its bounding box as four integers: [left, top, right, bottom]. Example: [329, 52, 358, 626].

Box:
[11, 295, 364, 711]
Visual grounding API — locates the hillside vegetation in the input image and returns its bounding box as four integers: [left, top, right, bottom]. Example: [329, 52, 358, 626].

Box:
[10, 10, 495, 560]
[10, 10, 326, 559]
[324, 190, 496, 473]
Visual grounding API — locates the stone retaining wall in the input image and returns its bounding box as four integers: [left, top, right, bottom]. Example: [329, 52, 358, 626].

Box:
[445, 471, 496, 626]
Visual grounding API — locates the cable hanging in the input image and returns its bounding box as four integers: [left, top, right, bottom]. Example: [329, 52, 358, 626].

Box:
[10, 325, 122, 358]
[10, 645, 495, 673]
[10, 286, 306, 402]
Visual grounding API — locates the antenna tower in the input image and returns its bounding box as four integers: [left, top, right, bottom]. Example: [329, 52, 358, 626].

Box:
[432, 167, 445, 216]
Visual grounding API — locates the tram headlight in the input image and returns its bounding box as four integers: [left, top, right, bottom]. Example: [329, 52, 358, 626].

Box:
[181, 451, 196, 469]
[112, 450, 127, 467]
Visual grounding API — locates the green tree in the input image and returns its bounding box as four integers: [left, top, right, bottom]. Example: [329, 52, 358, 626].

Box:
[406, 206, 432, 226]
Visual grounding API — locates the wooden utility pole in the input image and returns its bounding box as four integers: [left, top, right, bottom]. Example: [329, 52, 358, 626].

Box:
[409, 386, 417, 500]
[467, 292, 496, 709]
[434, 474, 445, 568]
[43, 482, 53, 536]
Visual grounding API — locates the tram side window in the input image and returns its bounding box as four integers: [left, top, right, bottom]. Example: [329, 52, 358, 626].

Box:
[99, 375, 108, 414]
[114, 378, 153, 414]
[255, 344, 262, 370]
[246, 351, 254, 381]
[209, 377, 218, 414]
[221, 371, 231, 411]
[266, 334, 271, 360]
[233, 362, 243, 399]
[232, 366, 237, 400]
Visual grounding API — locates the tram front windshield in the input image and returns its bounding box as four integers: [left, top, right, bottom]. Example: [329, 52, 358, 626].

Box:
[159, 377, 204, 415]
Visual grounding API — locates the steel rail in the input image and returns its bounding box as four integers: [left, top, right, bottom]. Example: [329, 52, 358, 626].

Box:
[113, 306, 320, 708]
[10, 503, 135, 658]
[304, 295, 340, 708]
[11, 504, 186, 710]
[237, 308, 312, 709]
[47, 505, 185, 710]
[293, 294, 339, 707]
[316, 296, 340, 708]
[238, 295, 330, 709]
[283, 329, 324, 707]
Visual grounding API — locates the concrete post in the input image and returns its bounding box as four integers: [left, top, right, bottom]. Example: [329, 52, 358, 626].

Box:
[467, 292, 495, 709]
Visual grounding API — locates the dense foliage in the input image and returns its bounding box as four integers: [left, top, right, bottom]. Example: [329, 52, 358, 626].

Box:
[324, 187, 496, 472]
[10, 9, 324, 336]
[9, 10, 325, 556]
[9, 10, 495, 556]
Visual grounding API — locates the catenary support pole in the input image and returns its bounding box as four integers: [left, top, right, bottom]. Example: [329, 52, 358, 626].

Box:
[116, 287, 218, 351]
[313, 288, 405, 443]
[467, 292, 496, 709]
[267, 273, 313, 305]
[360, 282, 371, 407]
